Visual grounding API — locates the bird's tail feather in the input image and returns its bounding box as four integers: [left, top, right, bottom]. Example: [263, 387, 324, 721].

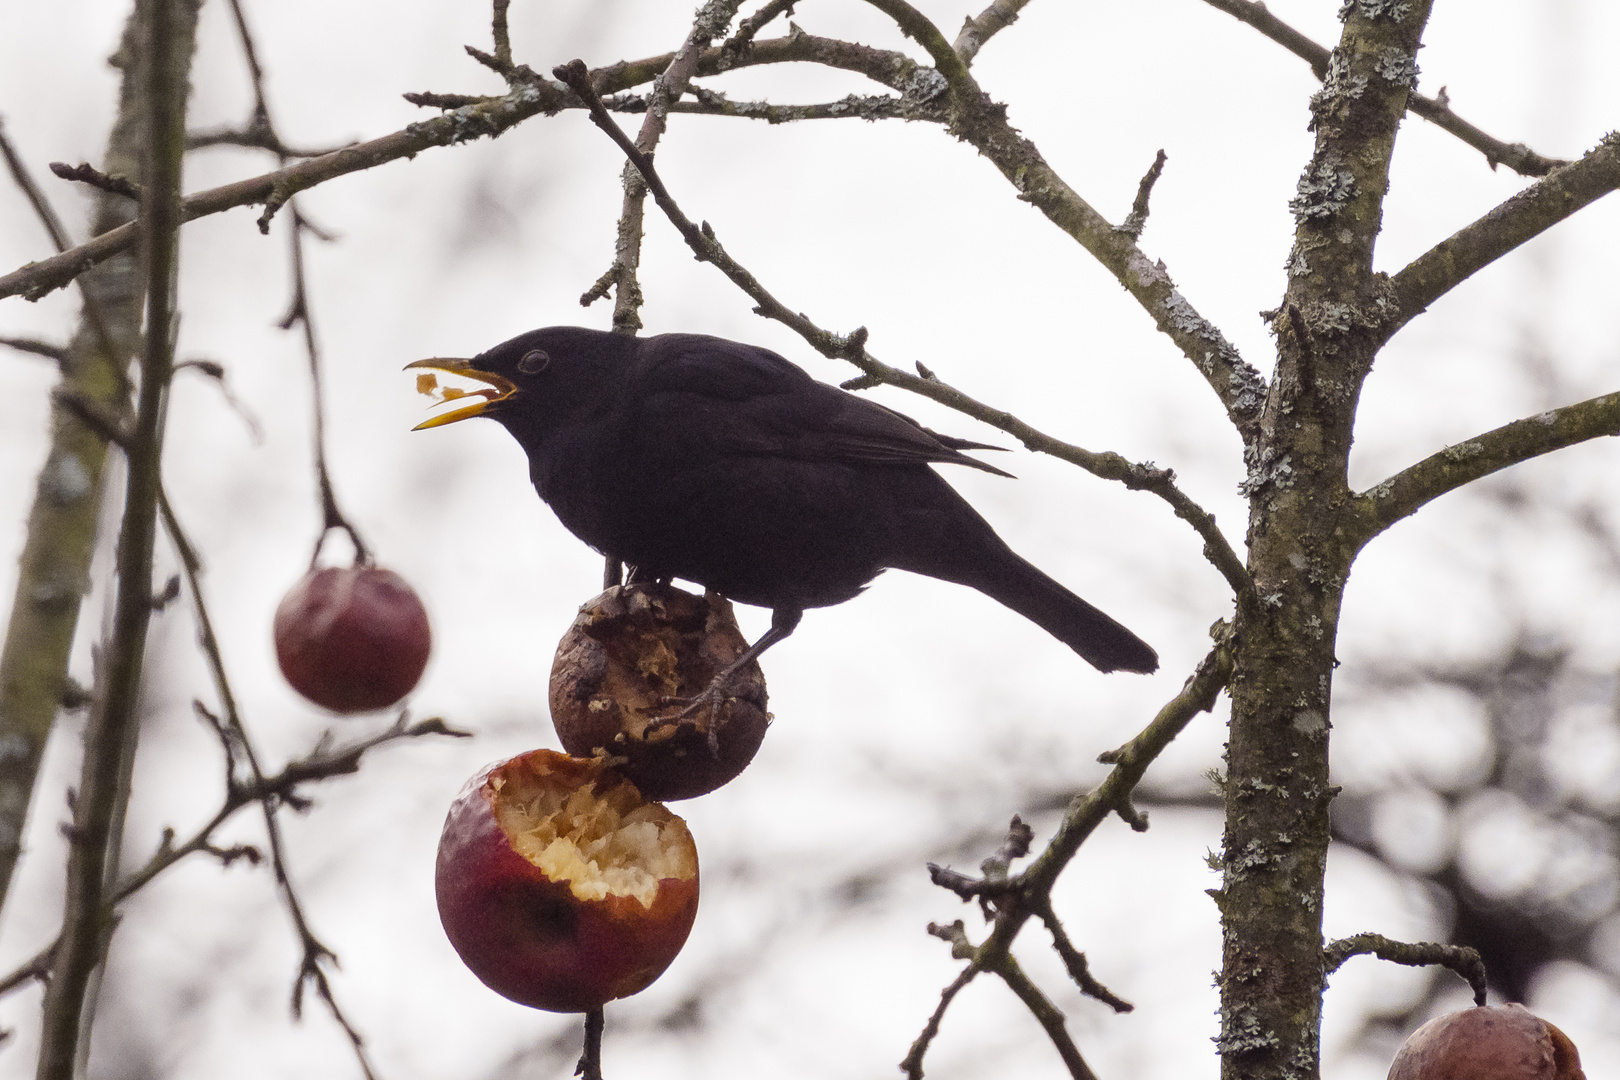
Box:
[970, 555, 1158, 674]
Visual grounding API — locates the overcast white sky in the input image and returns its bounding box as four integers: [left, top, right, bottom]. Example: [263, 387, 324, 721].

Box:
[1, 2, 1618, 1078]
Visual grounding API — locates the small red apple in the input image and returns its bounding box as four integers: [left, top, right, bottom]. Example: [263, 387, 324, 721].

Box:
[435, 749, 699, 1012]
[273, 565, 431, 713]
[1388, 1004, 1586, 1080]
[550, 583, 769, 800]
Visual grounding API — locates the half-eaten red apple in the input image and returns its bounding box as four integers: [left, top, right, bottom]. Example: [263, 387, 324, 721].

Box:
[273, 565, 431, 714]
[550, 583, 769, 800]
[1388, 1004, 1586, 1080]
[435, 749, 699, 1012]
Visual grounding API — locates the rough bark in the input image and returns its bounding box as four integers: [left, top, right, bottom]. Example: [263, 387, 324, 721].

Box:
[1216, 4, 1435, 1078]
[0, 12, 148, 910]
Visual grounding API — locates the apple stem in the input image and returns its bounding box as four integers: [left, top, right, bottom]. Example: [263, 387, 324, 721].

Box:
[576, 1007, 605, 1080]
[279, 205, 371, 569]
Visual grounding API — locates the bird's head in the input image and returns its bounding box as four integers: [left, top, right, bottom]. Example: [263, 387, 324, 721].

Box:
[406, 326, 627, 432]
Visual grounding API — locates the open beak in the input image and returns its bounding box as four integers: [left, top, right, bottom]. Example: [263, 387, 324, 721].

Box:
[405, 358, 518, 430]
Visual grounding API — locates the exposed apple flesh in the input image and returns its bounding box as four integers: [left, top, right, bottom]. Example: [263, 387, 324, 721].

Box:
[435, 749, 699, 1012]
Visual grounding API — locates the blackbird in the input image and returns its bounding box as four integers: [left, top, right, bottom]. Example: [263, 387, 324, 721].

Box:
[408, 327, 1157, 677]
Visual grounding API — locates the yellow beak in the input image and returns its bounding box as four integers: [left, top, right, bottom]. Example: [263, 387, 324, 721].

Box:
[405, 358, 518, 430]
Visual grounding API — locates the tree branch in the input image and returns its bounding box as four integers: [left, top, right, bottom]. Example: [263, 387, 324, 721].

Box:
[1385, 134, 1620, 341]
[906, 628, 1232, 1077]
[1, 29, 930, 304]
[1349, 389, 1620, 550]
[953, 0, 1035, 64]
[0, 21, 146, 914]
[1198, 0, 1568, 177]
[900, 964, 978, 1079]
[993, 951, 1100, 1080]
[857, 0, 1265, 442]
[554, 60, 1255, 604]
[1323, 933, 1487, 1006]
[36, 2, 199, 1073]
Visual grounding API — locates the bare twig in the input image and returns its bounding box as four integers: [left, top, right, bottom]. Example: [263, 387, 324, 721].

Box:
[575, 1008, 605, 1080]
[1324, 933, 1487, 1006]
[1349, 388, 1620, 549]
[0, 336, 69, 363]
[490, 0, 512, 70]
[1386, 134, 1620, 341]
[0, 21, 145, 912]
[185, 125, 352, 158]
[859, 0, 1267, 442]
[719, 0, 797, 63]
[953, 0, 1035, 64]
[555, 60, 1256, 605]
[36, 2, 198, 1074]
[900, 963, 977, 1078]
[1033, 902, 1133, 1013]
[174, 357, 266, 442]
[48, 161, 142, 201]
[0, 705, 463, 1005]
[0, 119, 75, 249]
[1116, 150, 1167, 241]
[1198, 0, 1567, 178]
[3, 31, 933, 303]
[994, 953, 1100, 1080]
[905, 629, 1233, 1077]
[281, 207, 369, 565]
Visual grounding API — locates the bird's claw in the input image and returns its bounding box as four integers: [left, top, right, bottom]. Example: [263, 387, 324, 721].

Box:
[655, 684, 729, 755]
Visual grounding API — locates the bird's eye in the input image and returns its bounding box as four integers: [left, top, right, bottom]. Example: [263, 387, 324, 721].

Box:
[518, 349, 550, 374]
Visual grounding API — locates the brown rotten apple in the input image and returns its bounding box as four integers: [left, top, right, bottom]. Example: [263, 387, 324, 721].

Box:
[273, 565, 431, 714]
[435, 749, 699, 1012]
[550, 583, 768, 800]
[1388, 1004, 1586, 1080]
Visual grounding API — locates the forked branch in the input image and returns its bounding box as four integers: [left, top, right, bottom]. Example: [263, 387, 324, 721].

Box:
[1350, 389, 1620, 549]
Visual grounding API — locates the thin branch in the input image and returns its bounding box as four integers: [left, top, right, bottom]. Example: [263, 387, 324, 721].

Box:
[185, 126, 351, 158]
[598, 1, 743, 335]
[604, 88, 930, 125]
[0, 18, 145, 913]
[905, 629, 1232, 1077]
[282, 208, 369, 565]
[1, 336, 69, 363]
[953, 0, 1035, 63]
[992, 952, 1100, 1080]
[575, 1008, 605, 1080]
[720, 0, 797, 62]
[48, 161, 142, 202]
[0, 706, 463, 1004]
[1, 123, 124, 361]
[37, 1, 197, 1073]
[1, 31, 928, 303]
[490, 0, 512, 70]
[1026, 626, 1232, 890]
[1349, 389, 1620, 550]
[1324, 933, 1487, 1006]
[858, 0, 1265, 442]
[1032, 903, 1134, 1013]
[1198, 0, 1567, 177]
[555, 60, 1256, 605]
[1116, 149, 1167, 241]
[0, 118, 75, 250]
[1385, 134, 1620, 341]
[900, 965, 978, 1079]
[858, 0, 974, 91]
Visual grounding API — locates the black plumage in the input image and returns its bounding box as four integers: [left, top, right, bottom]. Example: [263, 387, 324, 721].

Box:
[411, 327, 1157, 675]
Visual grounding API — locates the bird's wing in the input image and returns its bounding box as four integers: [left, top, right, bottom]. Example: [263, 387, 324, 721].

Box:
[637, 335, 1014, 477]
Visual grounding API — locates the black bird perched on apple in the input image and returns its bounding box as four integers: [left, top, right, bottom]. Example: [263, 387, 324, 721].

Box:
[408, 327, 1157, 691]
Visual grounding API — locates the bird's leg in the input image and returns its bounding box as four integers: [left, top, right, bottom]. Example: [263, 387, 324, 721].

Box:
[624, 564, 669, 586]
[661, 606, 802, 725]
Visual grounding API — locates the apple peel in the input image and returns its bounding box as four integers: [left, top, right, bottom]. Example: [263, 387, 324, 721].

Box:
[436, 750, 699, 1013]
